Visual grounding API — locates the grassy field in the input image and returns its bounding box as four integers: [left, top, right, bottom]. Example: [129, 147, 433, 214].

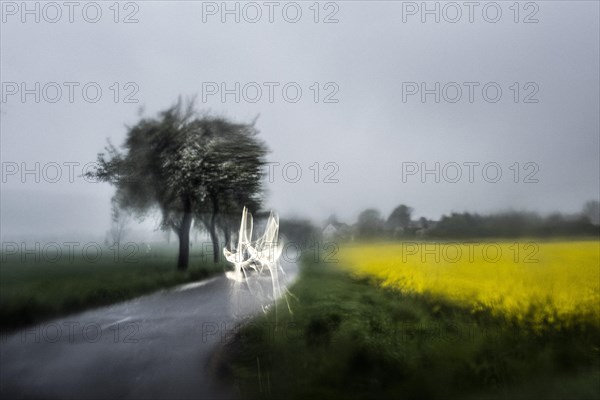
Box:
[0, 244, 223, 330]
[224, 241, 600, 400]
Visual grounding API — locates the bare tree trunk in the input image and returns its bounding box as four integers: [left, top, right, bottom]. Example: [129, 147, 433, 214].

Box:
[224, 223, 231, 248]
[177, 197, 193, 270]
[209, 194, 220, 263]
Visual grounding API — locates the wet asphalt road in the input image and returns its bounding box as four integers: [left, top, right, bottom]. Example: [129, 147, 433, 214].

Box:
[0, 261, 298, 399]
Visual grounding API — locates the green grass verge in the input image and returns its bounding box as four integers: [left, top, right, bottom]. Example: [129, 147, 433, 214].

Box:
[224, 258, 600, 400]
[1, 245, 224, 330]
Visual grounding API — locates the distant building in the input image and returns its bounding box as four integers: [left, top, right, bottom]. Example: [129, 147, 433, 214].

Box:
[415, 219, 438, 237]
[322, 222, 352, 241]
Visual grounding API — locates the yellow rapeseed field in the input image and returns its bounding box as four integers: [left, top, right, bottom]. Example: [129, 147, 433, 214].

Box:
[338, 241, 600, 328]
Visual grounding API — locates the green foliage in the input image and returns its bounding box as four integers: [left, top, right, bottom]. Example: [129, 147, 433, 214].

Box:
[386, 204, 413, 231]
[90, 99, 267, 231]
[356, 209, 384, 238]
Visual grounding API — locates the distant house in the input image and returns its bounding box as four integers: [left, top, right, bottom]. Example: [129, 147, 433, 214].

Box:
[386, 218, 439, 238]
[415, 219, 438, 237]
[322, 223, 338, 238]
[322, 222, 352, 241]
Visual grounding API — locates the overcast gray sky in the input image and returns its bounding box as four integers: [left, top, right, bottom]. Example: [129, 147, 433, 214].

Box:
[1, 1, 599, 239]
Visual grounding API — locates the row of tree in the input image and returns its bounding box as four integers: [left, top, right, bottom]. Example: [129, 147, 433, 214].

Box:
[430, 210, 599, 238]
[355, 205, 414, 237]
[89, 99, 268, 270]
[349, 201, 600, 239]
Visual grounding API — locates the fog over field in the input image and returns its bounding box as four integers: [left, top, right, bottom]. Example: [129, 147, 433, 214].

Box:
[1, 1, 598, 240]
